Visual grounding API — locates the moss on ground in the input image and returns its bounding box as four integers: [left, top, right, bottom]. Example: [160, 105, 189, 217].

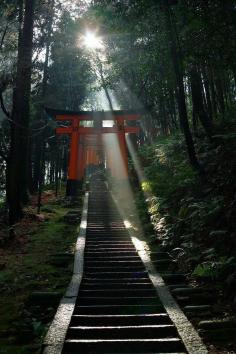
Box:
[0, 196, 82, 354]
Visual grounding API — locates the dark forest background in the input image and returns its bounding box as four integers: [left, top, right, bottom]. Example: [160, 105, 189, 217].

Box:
[0, 0, 235, 273]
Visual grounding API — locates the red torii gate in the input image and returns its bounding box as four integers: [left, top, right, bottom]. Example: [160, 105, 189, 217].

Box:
[45, 109, 140, 196]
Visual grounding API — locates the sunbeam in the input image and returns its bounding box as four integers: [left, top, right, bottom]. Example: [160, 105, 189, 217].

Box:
[82, 31, 104, 50]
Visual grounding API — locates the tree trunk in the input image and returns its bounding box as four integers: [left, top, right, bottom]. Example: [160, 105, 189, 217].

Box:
[231, 63, 236, 88]
[32, 0, 54, 193]
[169, 87, 178, 129]
[163, 0, 202, 172]
[201, 64, 213, 122]
[32, 120, 45, 192]
[97, 55, 114, 111]
[7, 0, 35, 225]
[208, 66, 218, 118]
[55, 139, 60, 197]
[190, 65, 212, 140]
[28, 139, 34, 194]
[215, 74, 226, 119]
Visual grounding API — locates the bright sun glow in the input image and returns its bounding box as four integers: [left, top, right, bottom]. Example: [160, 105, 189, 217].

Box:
[83, 31, 103, 49]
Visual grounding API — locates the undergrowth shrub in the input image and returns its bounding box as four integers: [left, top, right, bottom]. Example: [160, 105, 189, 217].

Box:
[135, 126, 236, 288]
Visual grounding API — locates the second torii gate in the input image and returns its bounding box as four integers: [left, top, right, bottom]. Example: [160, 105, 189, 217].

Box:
[46, 109, 140, 196]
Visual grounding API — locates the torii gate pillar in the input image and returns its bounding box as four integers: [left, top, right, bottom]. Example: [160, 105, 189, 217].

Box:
[66, 119, 82, 196]
[117, 117, 128, 179]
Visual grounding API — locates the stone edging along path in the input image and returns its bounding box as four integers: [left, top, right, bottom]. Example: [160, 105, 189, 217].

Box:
[43, 192, 89, 354]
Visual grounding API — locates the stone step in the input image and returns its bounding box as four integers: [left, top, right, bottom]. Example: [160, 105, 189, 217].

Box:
[84, 271, 148, 279]
[84, 265, 145, 272]
[84, 260, 144, 267]
[86, 241, 133, 245]
[63, 338, 185, 353]
[80, 282, 153, 290]
[77, 296, 160, 306]
[87, 216, 122, 219]
[86, 245, 135, 250]
[79, 289, 156, 297]
[86, 240, 131, 243]
[82, 277, 150, 284]
[86, 241, 132, 244]
[75, 304, 164, 315]
[86, 229, 127, 232]
[67, 324, 177, 339]
[86, 233, 127, 236]
[84, 251, 138, 256]
[87, 212, 118, 215]
[87, 227, 126, 231]
[86, 230, 128, 233]
[87, 229, 128, 232]
[70, 314, 171, 326]
[85, 244, 137, 249]
[85, 255, 141, 261]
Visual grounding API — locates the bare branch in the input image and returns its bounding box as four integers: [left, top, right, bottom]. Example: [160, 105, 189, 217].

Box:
[0, 93, 10, 118]
[0, 25, 8, 50]
[137, 76, 149, 99]
[0, 148, 7, 162]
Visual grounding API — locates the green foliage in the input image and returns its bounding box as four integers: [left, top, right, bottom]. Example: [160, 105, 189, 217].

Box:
[32, 319, 46, 337]
[193, 257, 236, 280]
[44, 11, 94, 110]
[135, 120, 236, 287]
[141, 180, 153, 194]
[192, 262, 219, 279]
[0, 201, 80, 353]
[139, 134, 197, 199]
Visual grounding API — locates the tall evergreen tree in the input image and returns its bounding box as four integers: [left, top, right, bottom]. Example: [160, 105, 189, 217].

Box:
[7, 0, 35, 225]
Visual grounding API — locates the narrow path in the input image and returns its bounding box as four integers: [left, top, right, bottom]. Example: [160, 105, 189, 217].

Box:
[44, 176, 207, 354]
